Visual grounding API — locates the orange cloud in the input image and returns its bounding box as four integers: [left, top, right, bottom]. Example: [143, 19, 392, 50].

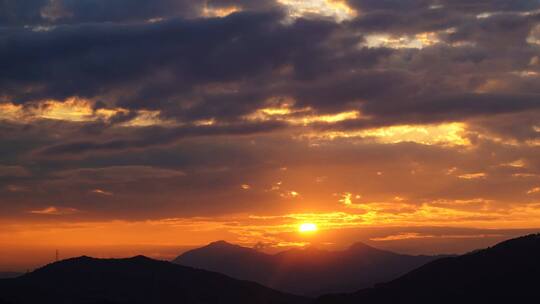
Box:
[202, 5, 240, 18]
[245, 101, 361, 126]
[527, 187, 540, 195]
[458, 173, 487, 180]
[29, 206, 80, 215]
[91, 189, 114, 196]
[363, 31, 442, 49]
[302, 122, 471, 146]
[0, 98, 175, 127]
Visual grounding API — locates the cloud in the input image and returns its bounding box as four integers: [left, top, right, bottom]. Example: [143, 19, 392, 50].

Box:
[3, 0, 540, 247]
[527, 187, 540, 195]
[54, 166, 185, 183]
[458, 173, 487, 180]
[35, 120, 286, 156]
[0, 0, 205, 26]
[278, 0, 357, 22]
[2, 4, 539, 135]
[369, 232, 435, 242]
[29, 206, 79, 215]
[40, 0, 72, 21]
[4, 185, 27, 192]
[369, 232, 505, 242]
[91, 189, 113, 196]
[0, 165, 31, 177]
[280, 190, 300, 199]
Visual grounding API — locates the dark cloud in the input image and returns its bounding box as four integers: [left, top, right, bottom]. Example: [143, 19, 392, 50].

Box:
[35, 120, 287, 156]
[351, 8, 464, 34]
[2, 2, 539, 127]
[0, 0, 279, 26]
[53, 165, 185, 182]
[0, 165, 31, 177]
[0, 11, 338, 116]
[2, 0, 540, 225]
[365, 93, 540, 121]
[438, 0, 540, 13]
[3, 9, 537, 126]
[348, 0, 540, 13]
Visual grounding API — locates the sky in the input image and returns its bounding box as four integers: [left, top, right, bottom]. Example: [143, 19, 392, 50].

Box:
[2, 0, 540, 271]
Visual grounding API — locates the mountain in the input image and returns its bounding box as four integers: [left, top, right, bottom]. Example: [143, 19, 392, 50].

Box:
[0, 255, 306, 304]
[314, 234, 540, 304]
[0, 272, 21, 279]
[174, 241, 443, 296]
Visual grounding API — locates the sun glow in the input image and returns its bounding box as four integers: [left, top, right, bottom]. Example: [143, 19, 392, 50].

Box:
[245, 102, 361, 126]
[202, 5, 240, 18]
[0, 99, 175, 127]
[301, 122, 470, 146]
[278, 0, 357, 22]
[299, 222, 318, 233]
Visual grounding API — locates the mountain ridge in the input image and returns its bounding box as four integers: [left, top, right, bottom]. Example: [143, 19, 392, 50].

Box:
[0, 272, 21, 279]
[174, 240, 446, 296]
[0, 255, 307, 304]
[315, 233, 540, 304]
[1, 234, 539, 303]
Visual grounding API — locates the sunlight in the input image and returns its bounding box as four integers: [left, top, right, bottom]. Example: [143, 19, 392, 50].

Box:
[278, 0, 357, 22]
[245, 104, 361, 125]
[301, 122, 471, 146]
[299, 222, 318, 233]
[363, 32, 441, 49]
[0, 99, 176, 127]
[202, 5, 240, 18]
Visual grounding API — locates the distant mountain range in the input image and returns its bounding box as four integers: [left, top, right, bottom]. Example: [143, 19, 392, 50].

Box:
[173, 241, 444, 296]
[315, 234, 540, 304]
[1, 234, 539, 304]
[0, 255, 306, 304]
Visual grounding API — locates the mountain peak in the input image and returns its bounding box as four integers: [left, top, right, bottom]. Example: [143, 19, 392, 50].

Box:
[71, 255, 93, 260]
[201, 240, 255, 253]
[129, 254, 153, 261]
[175, 240, 440, 296]
[348, 241, 370, 248]
[347, 241, 381, 252]
[207, 240, 237, 247]
[316, 233, 540, 304]
[48, 255, 94, 265]
[174, 240, 267, 266]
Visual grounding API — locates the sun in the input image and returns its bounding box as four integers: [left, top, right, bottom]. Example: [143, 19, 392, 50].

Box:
[299, 223, 318, 233]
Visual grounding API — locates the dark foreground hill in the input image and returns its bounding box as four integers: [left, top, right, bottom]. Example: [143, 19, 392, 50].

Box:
[315, 234, 540, 304]
[0, 273, 21, 279]
[0, 255, 306, 304]
[174, 241, 443, 296]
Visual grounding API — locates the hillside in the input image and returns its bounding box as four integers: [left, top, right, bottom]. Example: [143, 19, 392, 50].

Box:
[0, 255, 306, 304]
[315, 234, 540, 304]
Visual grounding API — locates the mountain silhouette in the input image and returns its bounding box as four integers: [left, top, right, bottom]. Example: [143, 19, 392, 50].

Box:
[174, 241, 443, 296]
[314, 234, 540, 304]
[0, 255, 306, 304]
